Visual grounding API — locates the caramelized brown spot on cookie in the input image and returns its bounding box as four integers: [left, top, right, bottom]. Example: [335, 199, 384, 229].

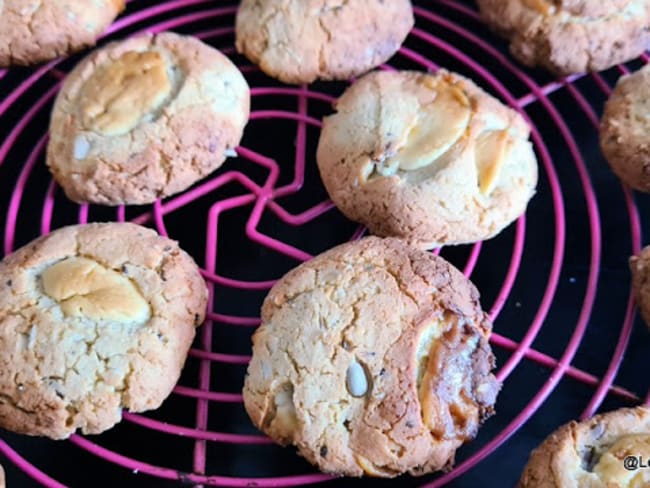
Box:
[475, 130, 513, 195]
[417, 316, 499, 441]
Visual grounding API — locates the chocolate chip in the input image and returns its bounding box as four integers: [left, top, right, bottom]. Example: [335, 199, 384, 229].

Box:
[194, 314, 201, 325]
[379, 368, 386, 376]
[405, 421, 414, 428]
[320, 446, 328, 458]
[5, 280, 11, 287]
[343, 419, 351, 430]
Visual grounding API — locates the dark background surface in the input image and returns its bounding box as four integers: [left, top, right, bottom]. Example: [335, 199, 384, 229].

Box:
[1, 0, 650, 486]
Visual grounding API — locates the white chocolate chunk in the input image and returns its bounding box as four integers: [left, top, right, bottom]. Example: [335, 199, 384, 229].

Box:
[354, 453, 397, 476]
[270, 384, 297, 440]
[388, 81, 471, 172]
[415, 321, 442, 387]
[73, 135, 91, 160]
[78, 50, 172, 136]
[475, 130, 512, 195]
[42, 257, 150, 323]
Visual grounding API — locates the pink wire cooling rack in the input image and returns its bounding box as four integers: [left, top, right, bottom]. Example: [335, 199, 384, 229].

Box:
[0, 0, 649, 486]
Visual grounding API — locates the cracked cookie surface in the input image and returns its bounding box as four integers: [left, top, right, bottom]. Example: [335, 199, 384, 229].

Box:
[0, 222, 208, 439]
[0, 0, 125, 67]
[629, 246, 650, 331]
[243, 237, 500, 477]
[46, 32, 250, 206]
[476, 0, 650, 75]
[316, 70, 538, 249]
[235, 0, 414, 84]
[600, 65, 650, 192]
[518, 406, 650, 487]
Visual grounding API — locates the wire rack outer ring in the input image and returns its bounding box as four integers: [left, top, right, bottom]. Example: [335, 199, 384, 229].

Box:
[0, 1, 645, 486]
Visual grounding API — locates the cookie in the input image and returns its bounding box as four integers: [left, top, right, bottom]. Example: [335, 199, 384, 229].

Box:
[629, 245, 650, 330]
[0, 0, 125, 67]
[243, 237, 500, 477]
[476, 0, 650, 76]
[316, 70, 538, 249]
[46, 32, 250, 206]
[518, 406, 650, 487]
[235, 0, 414, 84]
[600, 64, 650, 192]
[0, 222, 208, 439]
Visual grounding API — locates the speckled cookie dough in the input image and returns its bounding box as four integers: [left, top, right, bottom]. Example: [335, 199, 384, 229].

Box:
[518, 406, 650, 487]
[243, 237, 500, 477]
[46, 32, 250, 206]
[235, 0, 414, 84]
[316, 70, 538, 249]
[600, 64, 650, 192]
[629, 246, 650, 330]
[476, 0, 650, 75]
[0, 0, 125, 67]
[0, 223, 208, 439]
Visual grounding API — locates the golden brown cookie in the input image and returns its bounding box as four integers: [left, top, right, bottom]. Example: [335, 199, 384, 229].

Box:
[476, 0, 650, 75]
[0, 223, 208, 439]
[0, 0, 125, 67]
[243, 237, 500, 477]
[316, 70, 538, 249]
[600, 65, 650, 192]
[235, 0, 414, 84]
[46, 32, 250, 206]
[518, 406, 650, 487]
